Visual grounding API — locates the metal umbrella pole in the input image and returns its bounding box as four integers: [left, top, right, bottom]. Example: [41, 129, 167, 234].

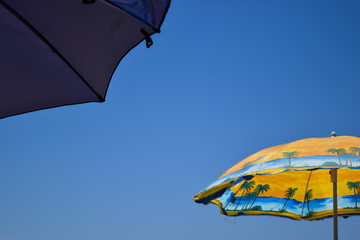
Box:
[331, 168, 338, 240]
[330, 131, 338, 240]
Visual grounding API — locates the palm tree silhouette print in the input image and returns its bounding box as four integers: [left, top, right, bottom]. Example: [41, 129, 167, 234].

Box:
[349, 147, 360, 165]
[248, 184, 270, 209]
[341, 151, 349, 166]
[235, 180, 256, 210]
[327, 148, 346, 165]
[243, 192, 258, 210]
[282, 187, 298, 211]
[241, 192, 252, 210]
[282, 151, 299, 166]
[304, 189, 313, 214]
[347, 181, 360, 208]
[347, 151, 355, 167]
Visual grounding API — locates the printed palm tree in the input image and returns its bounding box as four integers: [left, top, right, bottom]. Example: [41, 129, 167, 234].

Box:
[282, 187, 298, 211]
[282, 151, 299, 166]
[241, 192, 252, 210]
[347, 181, 360, 208]
[327, 148, 346, 165]
[304, 189, 313, 213]
[249, 184, 270, 209]
[349, 147, 360, 164]
[347, 151, 355, 167]
[341, 151, 349, 166]
[243, 192, 258, 210]
[235, 180, 256, 210]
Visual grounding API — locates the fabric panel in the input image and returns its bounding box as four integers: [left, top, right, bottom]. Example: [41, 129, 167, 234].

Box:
[211, 169, 360, 220]
[108, 0, 170, 28]
[0, 3, 98, 118]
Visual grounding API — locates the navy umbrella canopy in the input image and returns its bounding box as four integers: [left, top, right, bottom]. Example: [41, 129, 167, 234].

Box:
[0, 0, 171, 118]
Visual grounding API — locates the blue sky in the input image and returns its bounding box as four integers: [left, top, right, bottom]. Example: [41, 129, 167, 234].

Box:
[1, 1, 360, 239]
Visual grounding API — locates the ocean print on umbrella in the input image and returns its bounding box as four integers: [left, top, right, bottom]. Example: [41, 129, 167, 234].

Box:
[197, 137, 360, 197]
[282, 187, 298, 211]
[213, 168, 360, 220]
[195, 136, 360, 221]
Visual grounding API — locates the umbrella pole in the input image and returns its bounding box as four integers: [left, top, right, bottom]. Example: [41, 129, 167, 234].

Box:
[330, 169, 338, 240]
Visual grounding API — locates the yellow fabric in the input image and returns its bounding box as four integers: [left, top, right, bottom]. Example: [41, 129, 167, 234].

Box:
[194, 136, 360, 220]
[219, 136, 360, 178]
[209, 169, 360, 220]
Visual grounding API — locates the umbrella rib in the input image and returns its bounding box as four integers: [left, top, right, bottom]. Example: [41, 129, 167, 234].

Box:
[0, 0, 105, 102]
[301, 170, 313, 218]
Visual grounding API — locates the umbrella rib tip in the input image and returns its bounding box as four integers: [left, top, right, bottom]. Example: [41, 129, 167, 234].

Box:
[98, 96, 105, 102]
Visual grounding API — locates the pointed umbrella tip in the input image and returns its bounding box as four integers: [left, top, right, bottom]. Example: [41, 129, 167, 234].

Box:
[331, 131, 337, 137]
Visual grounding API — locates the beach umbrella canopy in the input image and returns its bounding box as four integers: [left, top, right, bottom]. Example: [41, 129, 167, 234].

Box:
[194, 133, 360, 240]
[0, 0, 171, 119]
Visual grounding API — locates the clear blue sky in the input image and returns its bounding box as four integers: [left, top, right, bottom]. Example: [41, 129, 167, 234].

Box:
[1, 1, 360, 239]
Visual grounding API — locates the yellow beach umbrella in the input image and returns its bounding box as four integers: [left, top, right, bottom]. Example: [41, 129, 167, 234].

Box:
[194, 133, 360, 240]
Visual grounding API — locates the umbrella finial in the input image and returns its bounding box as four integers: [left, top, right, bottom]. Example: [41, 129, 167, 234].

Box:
[331, 131, 337, 137]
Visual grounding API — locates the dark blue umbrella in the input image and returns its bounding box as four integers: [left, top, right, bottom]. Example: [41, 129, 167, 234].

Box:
[0, 0, 171, 118]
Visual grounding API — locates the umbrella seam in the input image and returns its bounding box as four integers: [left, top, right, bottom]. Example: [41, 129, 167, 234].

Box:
[103, 0, 172, 31]
[103, 0, 158, 32]
[301, 170, 313, 218]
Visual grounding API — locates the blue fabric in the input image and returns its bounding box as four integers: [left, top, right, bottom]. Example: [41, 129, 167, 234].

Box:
[108, 0, 169, 28]
[0, 0, 171, 118]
